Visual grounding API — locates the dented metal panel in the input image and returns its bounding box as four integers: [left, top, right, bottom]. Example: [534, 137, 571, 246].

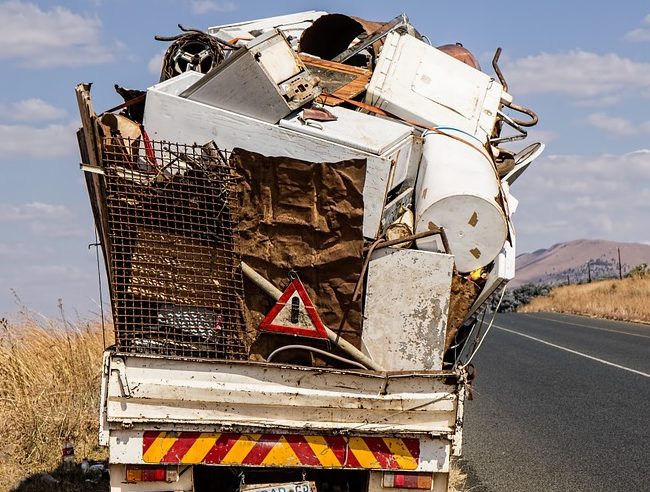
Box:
[104, 354, 460, 435]
[279, 105, 413, 156]
[181, 29, 320, 123]
[208, 11, 328, 47]
[362, 249, 453, 371]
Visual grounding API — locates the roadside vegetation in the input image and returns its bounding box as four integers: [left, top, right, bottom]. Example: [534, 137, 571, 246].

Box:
[517, 265, 650, 323]
[494, 283, 552, 312]
[520, 273, 650, 323]
[0, 312, 110, 490]
[449, 462, 468, 492]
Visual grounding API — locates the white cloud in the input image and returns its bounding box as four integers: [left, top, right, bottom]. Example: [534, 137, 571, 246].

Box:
[0, 98, 66, 122]
[190, 1, 236, 14]
[0, 202, 73, 222]
[30, 221, 85, 239]
[586, 113, 639, 136]
[503, 50, 650, 99]
[0, 242, 48, 258]
[147, 50, 165, 76]
[0, 202, 84, 239]
[624, 13, 650, 42]
[585, 113, 650, 137]
[624, 28, 650, 42]
[0, 1, 119, 68]
[24, 264, 89, 281]
[573, 94, 622, 108]
[512, 150, 650, 252]
[0, 121, 78, 159]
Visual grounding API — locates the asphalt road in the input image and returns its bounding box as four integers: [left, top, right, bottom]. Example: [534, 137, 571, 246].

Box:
[462, 312, 650, 492]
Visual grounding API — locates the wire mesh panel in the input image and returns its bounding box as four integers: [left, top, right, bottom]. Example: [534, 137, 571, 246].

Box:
[101, 137, 247, 359]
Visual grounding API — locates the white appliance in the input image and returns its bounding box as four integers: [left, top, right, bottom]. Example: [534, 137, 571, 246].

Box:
[414, 129, 508, 273]
[365, 31, 507, 143]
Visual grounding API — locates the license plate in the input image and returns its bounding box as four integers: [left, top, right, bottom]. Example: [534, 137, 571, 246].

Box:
[241, 481, 316, 492]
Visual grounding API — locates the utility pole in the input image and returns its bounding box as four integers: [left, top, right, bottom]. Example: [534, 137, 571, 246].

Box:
[617, 247, 623, 280]
[587, 260, 592, 283]
[567, 274, 570, 285]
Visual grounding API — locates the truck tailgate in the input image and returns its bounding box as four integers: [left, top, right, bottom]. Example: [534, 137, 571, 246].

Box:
[102, 353, 465, 472]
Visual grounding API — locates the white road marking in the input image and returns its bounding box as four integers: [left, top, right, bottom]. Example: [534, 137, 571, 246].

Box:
[525, 314, 650, 339]
[494, 325, 650, 378]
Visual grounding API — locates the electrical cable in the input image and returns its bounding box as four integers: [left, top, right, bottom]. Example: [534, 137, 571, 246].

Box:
[459, 286, 506, 370]
[266, 345, 368, 370]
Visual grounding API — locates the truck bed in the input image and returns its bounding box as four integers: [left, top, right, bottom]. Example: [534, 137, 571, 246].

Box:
[101, 352, 466, 473]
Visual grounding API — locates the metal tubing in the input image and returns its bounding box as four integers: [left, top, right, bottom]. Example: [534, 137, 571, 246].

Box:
[241, 261, 385, 371]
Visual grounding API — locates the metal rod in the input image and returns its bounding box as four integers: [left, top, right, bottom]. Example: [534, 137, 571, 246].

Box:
[365, 228, 449, 253]
[241, 261, 385, 371]
[491, 47, 508, 92]
[491, 47, 538, 127]
[332, 14, 408, 63]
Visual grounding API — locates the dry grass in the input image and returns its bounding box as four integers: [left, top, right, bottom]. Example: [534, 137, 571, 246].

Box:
[0, 313, 111, 489]
[449, 461, 469, 492]
[520, 275, 650, 323]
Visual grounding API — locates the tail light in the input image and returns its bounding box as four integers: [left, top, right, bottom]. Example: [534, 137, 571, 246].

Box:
[125, 465, 179, 483]
[382, 471, 434, 490]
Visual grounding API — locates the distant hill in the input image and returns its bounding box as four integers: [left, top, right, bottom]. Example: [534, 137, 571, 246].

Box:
[511, 239, 650, 287]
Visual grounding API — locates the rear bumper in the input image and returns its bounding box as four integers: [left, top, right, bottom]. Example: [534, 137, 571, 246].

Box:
[109, 429, 451, 473]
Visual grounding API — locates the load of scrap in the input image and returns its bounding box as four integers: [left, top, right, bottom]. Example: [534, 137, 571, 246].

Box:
[75, 11, 543, 372]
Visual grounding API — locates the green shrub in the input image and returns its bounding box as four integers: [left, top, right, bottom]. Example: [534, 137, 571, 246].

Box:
[494, 283, 551, 312]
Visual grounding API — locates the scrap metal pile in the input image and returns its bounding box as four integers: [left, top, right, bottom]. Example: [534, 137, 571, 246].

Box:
[76, 11, 542, 369]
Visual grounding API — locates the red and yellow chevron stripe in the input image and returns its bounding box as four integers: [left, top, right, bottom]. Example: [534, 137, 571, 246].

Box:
[142, 432, 419, 470]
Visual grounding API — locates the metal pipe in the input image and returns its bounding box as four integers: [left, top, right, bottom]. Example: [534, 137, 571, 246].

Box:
[492, 47, 538, 127]
[241, 262, 385, 371]
[503, 101, 539, 127]
[241, 262, 282, 300]
[491, 47, 508, 92]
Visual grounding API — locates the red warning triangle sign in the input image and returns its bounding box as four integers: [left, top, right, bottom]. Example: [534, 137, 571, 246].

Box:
[259, 278, 328, 339]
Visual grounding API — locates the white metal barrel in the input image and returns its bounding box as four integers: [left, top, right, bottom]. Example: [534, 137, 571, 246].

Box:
[414, 129, 507, 273]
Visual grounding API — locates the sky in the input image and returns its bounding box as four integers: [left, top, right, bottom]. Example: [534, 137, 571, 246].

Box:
[1, 0, 650, 317]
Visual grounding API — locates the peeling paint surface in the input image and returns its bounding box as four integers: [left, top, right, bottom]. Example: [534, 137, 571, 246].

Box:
[362, 249, 453, 371]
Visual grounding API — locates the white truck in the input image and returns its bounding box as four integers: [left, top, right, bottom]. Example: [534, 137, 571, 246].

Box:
[76, 11, 542, 492]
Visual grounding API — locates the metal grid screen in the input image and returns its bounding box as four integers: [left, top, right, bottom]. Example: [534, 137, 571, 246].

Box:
[101, 137, 247, 359]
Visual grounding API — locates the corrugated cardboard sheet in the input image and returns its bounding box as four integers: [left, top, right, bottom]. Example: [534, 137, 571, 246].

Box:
[232, 149, 366, 347]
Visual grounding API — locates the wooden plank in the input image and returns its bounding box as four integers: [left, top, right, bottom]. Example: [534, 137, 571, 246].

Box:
[75, 84, 102, 167]
[299, 54, 371, 105]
